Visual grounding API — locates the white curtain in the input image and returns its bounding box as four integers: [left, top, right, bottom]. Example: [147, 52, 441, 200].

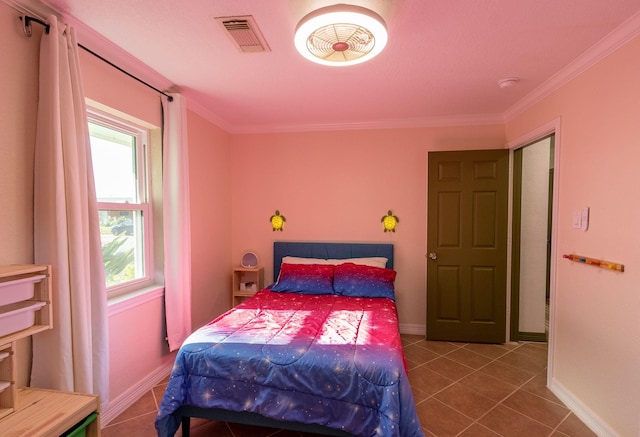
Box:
[31, 15, 109, 411]
[162, 93, 192, 351]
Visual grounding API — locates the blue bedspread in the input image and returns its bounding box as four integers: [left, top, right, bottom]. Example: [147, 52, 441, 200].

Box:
[155, 290, 423, 436]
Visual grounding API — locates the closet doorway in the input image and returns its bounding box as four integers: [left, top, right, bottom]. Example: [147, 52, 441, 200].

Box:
[510, 135, 555, 341]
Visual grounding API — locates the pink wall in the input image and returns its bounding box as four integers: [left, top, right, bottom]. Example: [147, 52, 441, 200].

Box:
[0, 2, 42, 388]
[230, 125, 505, 329]
[0, 4, 39, 267]
[187, 110, 233, 329]
[80, 50, 162, 127]
[506, 35, 640, 437]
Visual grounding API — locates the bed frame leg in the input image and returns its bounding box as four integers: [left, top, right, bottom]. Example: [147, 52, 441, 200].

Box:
[181, 416, 190, 437]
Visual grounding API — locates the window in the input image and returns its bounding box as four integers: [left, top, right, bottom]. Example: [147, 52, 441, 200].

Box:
[88, 111, 154, 296]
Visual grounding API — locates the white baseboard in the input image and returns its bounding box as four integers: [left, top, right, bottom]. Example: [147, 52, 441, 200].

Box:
[101, 361, 173, 427]
[399, 323, 425, 336]
[548, 377, 619, 437]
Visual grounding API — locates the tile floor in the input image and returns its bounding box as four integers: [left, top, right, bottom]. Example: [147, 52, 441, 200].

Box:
[102, 336, 596, 437]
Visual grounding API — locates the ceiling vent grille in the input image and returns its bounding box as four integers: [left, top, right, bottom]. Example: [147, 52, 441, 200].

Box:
[215, 15, 271, 53]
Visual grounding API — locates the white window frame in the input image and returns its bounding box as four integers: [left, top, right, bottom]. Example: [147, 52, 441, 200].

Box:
[88, 108, 155, 299]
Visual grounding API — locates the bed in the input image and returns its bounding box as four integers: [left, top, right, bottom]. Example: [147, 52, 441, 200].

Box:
[155, 242, 423, 437]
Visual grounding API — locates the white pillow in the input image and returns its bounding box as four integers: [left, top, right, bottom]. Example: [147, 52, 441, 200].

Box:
[281, 256, 388, 269]
[280, 256, 330, 265]
[335, 257, 389, 268]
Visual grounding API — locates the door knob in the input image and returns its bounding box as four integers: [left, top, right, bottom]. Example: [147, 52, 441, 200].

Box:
[428, 252, 437, 260]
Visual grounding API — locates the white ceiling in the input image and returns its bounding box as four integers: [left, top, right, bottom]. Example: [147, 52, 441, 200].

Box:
[26, 0, 640, 133]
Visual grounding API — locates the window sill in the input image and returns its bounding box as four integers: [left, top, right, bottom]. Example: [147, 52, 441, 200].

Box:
[107, 285, 164, 317]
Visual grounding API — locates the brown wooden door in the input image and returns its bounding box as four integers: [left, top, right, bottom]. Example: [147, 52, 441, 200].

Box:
[427, 150, 509, 343]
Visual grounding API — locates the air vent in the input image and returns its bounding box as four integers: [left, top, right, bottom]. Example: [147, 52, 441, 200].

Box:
[215, 15, 271, 53]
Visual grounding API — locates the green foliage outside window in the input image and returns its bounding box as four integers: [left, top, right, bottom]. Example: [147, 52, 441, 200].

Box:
[102, 236, 134, 286]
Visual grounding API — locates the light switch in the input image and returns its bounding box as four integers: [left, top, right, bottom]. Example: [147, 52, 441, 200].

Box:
[581, 207, 589, 231]
[573, 210, 582, 229]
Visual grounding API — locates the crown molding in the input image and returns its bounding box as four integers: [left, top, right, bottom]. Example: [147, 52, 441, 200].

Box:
[227, 113, 505, 135]
[504, 10, 640, 122]
[182, 101, 504, 135]
[2, 0, 56, 19]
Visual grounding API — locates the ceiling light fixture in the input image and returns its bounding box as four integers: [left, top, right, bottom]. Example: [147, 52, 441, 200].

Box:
[294, 4, 388, 67]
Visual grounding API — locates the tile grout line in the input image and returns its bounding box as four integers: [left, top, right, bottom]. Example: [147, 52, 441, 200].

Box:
[549, 411, 574, 436]
[411, 340, 560, 436]
[454, 355, 566, 436]
[435, 344, 527, 435]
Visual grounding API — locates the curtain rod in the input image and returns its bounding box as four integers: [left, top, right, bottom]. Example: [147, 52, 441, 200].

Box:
[78, 44, 173, 102]
[21, 15, 173, 102]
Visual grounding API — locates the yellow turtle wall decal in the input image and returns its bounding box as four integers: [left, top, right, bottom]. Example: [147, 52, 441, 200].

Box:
[381, 210, 399, 232]
[270, 210, 286, 231]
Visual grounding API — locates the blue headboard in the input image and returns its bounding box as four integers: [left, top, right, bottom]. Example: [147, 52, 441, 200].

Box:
[273, 242, 394, 279]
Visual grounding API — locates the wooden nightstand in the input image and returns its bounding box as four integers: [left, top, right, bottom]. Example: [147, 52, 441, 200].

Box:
[232, 266, 264, 307]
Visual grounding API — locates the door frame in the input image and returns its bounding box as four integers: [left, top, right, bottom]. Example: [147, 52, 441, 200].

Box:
[505, 117, 561, 386]
[510, 134, 554, 342]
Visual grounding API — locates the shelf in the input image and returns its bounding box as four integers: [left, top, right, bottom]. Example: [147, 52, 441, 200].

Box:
[232, 267, 264, 307]
[0, 265, 53, 421]
[562, 254, 624, 272]
[0, 265, 52, 344]
[0, 388, 99, 436]
[0, 265, 50, 278]
[0, 342, 13, 420]
[0, 265, 100, 435]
